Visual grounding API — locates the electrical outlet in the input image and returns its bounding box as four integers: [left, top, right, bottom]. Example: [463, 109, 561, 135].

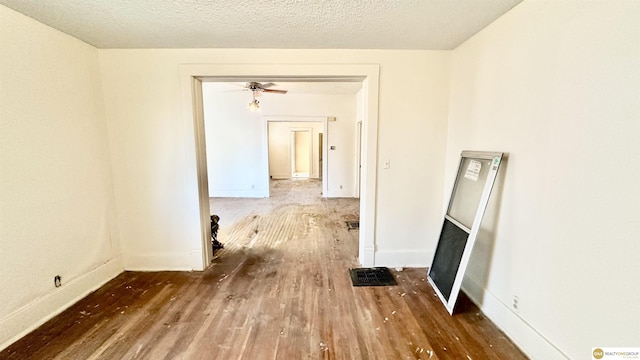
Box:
[512, 295, 519, 312]
[54, 275, 61, 288]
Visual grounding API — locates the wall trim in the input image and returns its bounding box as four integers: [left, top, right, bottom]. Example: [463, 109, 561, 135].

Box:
[270, 173, 291, 180]
[209, 189, 268, 198]
[462, 275, 569, 360]
[0, 258, 123, 352]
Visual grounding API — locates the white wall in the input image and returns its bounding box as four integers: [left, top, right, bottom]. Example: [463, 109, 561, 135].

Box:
[268, 121, 323, 180]
[0, 6, 122, 351]
[200, 84, 268, 197]
[264, 94, 358, 198]
[373, 57, 452, 266]
[448, 1, 640, 359]
[98, 49, 451, 270]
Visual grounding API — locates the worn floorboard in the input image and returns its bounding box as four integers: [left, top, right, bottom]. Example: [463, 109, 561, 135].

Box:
[1, 179, 527, 360]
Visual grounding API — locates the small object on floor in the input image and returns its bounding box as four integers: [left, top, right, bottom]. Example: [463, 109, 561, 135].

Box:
[211, 214, 224, 253]
[349, 267, 397, 286]
[346, 221, 359, 231]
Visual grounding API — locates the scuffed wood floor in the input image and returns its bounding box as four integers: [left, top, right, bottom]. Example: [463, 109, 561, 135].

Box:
[0, 179, 526, 360]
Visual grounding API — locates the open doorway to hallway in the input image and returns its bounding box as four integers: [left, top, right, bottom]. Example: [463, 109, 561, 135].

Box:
[179, 64, 380, 269]
[202, 80, 363, 258]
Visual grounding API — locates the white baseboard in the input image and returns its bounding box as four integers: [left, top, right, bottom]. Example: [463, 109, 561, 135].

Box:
[0, 258, 123, 352]
[462, 275, 569, 360]
[209, 189, 268, 198]
[270, 174, 290, 180]
[325, 190, 356, 198]
[122, 251, 202, 271]
[373, 250, 431, 268]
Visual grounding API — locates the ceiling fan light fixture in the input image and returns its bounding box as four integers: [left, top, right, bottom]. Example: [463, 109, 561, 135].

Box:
[247, 98, 260, 112]
[243, 82, 288, 112]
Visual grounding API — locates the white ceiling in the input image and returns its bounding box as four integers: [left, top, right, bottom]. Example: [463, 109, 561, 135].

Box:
[0, 0, 523, 50]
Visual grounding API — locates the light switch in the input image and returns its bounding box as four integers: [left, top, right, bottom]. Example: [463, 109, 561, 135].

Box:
[384, 159, 390, 169]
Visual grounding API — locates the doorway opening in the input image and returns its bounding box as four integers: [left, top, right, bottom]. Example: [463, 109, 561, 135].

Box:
[267, 119, 325, 188]
[180, 65, 379, 269]
[291, 129, 311, 178]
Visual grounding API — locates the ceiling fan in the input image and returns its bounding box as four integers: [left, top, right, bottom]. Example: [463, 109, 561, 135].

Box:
[244, 82, 288, 94]
[244, 82, 287, 111]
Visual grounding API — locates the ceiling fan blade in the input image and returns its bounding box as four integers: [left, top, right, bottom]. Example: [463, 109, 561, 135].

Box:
[260, 82, 275, 88]
[262, 89, 288, 94]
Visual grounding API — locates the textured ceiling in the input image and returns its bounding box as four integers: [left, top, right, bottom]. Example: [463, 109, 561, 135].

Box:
[0, 0, 523, 49]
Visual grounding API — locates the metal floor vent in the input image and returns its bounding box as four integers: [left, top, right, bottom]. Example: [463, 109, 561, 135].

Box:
[349, 267, 397, 287]
[346, 221, 359, 231]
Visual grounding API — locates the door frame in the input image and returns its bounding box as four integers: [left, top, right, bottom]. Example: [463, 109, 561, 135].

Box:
[179, 64, 379, 269]
[355, 120, 363, 198]
[318, 132, 324, 181]
[266, 118, 326, 192]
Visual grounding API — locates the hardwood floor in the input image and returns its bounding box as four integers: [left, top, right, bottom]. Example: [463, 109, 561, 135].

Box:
[1, 179, 527, 359]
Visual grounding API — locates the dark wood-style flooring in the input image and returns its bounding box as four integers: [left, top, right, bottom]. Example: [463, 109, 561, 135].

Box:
[1, 179, 526, 360]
